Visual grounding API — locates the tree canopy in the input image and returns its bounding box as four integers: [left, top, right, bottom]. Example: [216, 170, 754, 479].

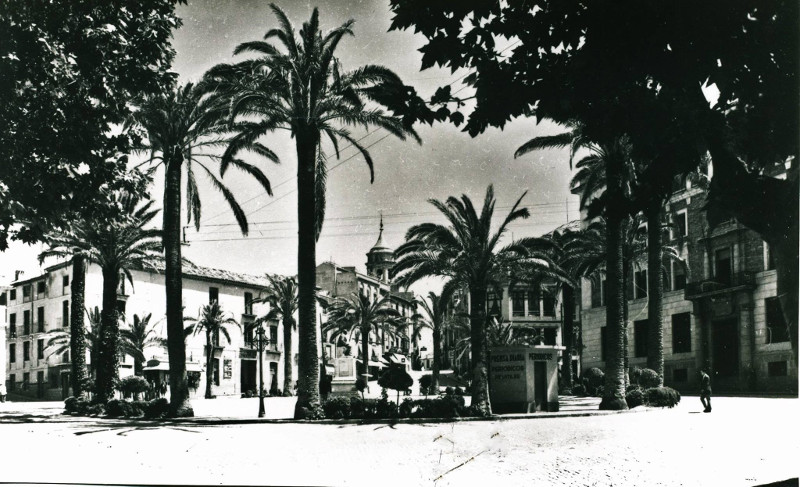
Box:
[0, 1, 183, 248]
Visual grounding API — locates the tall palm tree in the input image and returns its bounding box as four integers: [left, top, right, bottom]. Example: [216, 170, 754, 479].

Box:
[202, 5, 420, 418]
[120, 313, 166, 376]
[45, 307, 105, 382]
[40, 192, 162, 403]
[253, 275, 298, 395]
[134, 83, 274, 417]
[392, 185, 571, 415]
[184, 301, 240, 399]
[411, 288, 457, 394]
[324, 293, 402, 383]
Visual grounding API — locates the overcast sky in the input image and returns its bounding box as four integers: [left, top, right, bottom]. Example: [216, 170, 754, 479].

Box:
[1, 0, 580, 294]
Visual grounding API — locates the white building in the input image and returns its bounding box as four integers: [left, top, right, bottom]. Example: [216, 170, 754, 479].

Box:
[3, 259, 315, 400]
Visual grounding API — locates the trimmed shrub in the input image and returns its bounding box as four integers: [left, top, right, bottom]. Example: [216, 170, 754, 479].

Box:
[419, 375, 433, 396]
[645, 386, 681, 408]
[106, 399, 129, 417]
[594, 385, 604, 398]
[64, 396, 89, 415]
[322, 397, 352, 419]
[582, 368, 604, 395]
[144, 398, 169, 419]
[85, 403, 105, 416]
[571, 383, 586, 397]
[378, 367, 414, 403]
[626, 384, 642, 393]
[355, 377, 367, 397]
[626, 388, 646, 408]
[117, 376, 149, 400]
[638, 368, 661, 389]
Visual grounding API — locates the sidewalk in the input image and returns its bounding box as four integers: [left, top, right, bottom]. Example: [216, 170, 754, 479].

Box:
[0, 394, 633, 424]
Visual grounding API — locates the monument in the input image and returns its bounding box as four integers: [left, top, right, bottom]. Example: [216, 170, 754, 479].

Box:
[489, 345, 564, 413]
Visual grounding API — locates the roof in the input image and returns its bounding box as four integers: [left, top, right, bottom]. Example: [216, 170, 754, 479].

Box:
[368, 215, 392, 253]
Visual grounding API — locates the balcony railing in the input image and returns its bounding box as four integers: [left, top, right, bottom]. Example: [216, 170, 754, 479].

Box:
[685, 271, 755, 299]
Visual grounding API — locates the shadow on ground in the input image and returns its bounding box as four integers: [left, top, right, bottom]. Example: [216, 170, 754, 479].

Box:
[754, 479, 798, 487]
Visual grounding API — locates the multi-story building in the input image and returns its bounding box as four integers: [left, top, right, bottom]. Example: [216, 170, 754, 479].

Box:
[316, 219, 416, 379]
[3, 259, 312, 400]
[580, 174, 797, 394]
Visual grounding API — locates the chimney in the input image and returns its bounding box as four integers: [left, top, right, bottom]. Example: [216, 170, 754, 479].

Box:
[14, 270, 24, 281]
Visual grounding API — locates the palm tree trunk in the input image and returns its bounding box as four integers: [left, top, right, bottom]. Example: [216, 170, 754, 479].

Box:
[622, 261, 630, 388]
[600, 150, 629, 410]
[561, 285, 576, 389]
[294, 128, 321, 419]
[432, 325, 441, 392]
[646, 201, 665, 385]
[95, 266, 121, 403]
[469, 283, 491, 415]
[163, 153, 193, 417]
[283, 316, 293, 395]
[205, 331, 213, 399]
[361, 325, 370, 384]
[69, 255, 88, 398]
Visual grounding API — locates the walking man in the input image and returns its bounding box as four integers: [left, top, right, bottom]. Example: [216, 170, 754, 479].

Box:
[700, 369, 712, 413]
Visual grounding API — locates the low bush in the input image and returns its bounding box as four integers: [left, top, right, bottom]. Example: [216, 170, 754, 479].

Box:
[645, 387, 681, 408]
[64, 396, 89, 415]
[594, 385, 604, 398]
[322, 397, 352, 419]
[320, 389, 479, 420]
[626, 384, 642, 393]
[626, 388, 646, 408]
[571, 383, 586, 396]
[85, 403, 105, 416]
[558, 383, 573, 395]
[144, 398, 169, 419]
[582, 368, 605, 395]
[117, 376, 149, 400]
[106, 399, 148, 418]
[638, 369, 661, 389]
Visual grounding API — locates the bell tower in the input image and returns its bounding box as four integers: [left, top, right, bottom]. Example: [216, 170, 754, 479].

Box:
[366, 214, 395, 283]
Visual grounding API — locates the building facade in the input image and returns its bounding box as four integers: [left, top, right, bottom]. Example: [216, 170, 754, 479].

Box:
[3, 260, 310, 400]
[580, 176, 797, 394]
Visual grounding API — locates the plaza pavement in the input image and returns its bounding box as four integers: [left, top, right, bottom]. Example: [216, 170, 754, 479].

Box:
[0, 395, 796, 486]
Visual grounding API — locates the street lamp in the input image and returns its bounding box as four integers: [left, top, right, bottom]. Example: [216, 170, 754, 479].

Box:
[256, 324, 267, 418]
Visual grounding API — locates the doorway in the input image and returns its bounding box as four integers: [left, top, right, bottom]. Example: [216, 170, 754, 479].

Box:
[533, 362, 546, 412]
[240, 360, 256, 394]
[712, 318, 739, 378]
[61, 372, 71, 399]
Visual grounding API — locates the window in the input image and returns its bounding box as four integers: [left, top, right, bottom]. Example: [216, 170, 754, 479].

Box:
[634, 320, 648, 358]
[486, 291, 501, 317]
[543, 328, 557, 346]
[9, 313, 16, 338]
[244, 292, 253, 315]
[672, 262, 686, 291]
[764, 241, 775, 271]
[768, 361, 788, 377]
[22, 284, 31, 301]
[23, 310, 30, 335]
[0, 292, 5, 306]
[673, 368, 688, 382]
[23, 372, 30, 390]
[714, 248, 732, 285]
[62, 275, 70, 293]
[765, 297, 789, 344]
[634, 269, 648, 299]
[527, 286, 541, 316]
[543, 289, 556, 317]
[674, 210, 687, 239]
[672, 313, 692, 353]
[8, 374, 15, 392]
[10, 288, 16, 301]
[37, 306, 45, 333]
[511, 289, 525, 317]
[37, 339, 44, 360]
[9, 343, 16, 363]
[36, 281, 46, 296]
[62, 301, 69, 328]
[269, 325, 278, 347]
[23, 341, 30, 361]
[117, 300, 126, 316]
[209, 287, 219, 304]
[213, 359, 220, 386]
[671, 174, 687, 193]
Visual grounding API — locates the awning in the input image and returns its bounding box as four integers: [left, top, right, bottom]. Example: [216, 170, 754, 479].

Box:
[385, 353, 408, 365]
[355, 358, 386, 368]
[142, 362, 203, 372]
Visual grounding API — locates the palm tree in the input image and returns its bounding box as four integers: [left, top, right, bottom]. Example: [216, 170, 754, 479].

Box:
[253, 275, 298, 395]
[202, 5, 420, 418]
[324, 293, 402, 384]
[40, 192, 162, 403]
[134, 83, 274, 417]
[45, 307, 105, 383]
[184, 301, 240, 399]
[411, 289, 457, 394]
[392, 185, 571, 415]
[120, 313, 166, 376]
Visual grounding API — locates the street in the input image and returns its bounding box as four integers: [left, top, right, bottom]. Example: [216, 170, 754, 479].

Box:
[0, 396, 796, 486]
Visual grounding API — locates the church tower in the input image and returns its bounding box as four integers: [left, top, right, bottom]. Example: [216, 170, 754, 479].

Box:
[366, 214, 395, 283]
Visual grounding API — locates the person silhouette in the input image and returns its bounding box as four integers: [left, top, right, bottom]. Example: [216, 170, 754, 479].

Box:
[699, 370, 712, 412]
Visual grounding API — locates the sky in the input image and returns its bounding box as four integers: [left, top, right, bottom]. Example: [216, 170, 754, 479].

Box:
[0, 0, 580, 294]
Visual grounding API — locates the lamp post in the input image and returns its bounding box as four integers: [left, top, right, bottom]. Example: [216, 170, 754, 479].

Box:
[257, 325, 266, 418]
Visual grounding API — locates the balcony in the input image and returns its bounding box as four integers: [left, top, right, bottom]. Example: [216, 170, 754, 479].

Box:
[685, 271, 756, 300]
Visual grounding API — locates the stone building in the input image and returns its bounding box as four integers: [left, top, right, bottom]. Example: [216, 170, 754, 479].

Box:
[3, 259, 309, 400]
[579, 175, 796, 394]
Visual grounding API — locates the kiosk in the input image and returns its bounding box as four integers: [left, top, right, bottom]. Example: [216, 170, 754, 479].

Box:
[489, 345, 564, 413]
